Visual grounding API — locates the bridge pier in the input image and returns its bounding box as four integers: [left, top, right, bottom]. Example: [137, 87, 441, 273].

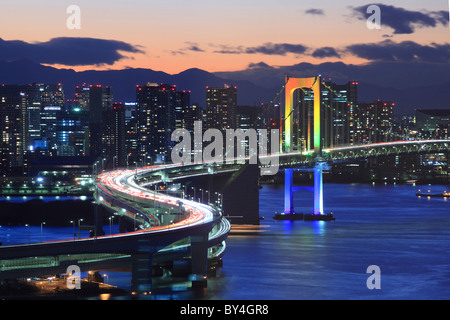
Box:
[190, 233, 209, 288]
[304, 162, 335, 221]
[275, 163, 335, 221]
[284, 168, 294, 215]
[313, 162, 325, 215]
[131, 253, 153, 294]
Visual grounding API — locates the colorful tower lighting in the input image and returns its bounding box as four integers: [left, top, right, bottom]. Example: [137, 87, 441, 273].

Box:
[284, 76, 322, 154]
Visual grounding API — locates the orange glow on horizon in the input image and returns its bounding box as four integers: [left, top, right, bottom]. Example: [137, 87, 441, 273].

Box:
[43, 54, 371, 75]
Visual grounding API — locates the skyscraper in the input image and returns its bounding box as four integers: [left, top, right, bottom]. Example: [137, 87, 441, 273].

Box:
[55, 107, 89, 156]
[74, 84, 91, 111]
[136, 83, 177, 164]
[175, 90, 191, 130]
[38, 83, 65, 150]
[182, 103, 203, 134]
[75, 84, 113, 158]
[0, 85, 27, 176]
[353, 100, 395, 144]
[124, 102, 139, 167]
[206, 85, 237, 131]
[0, 84, 47, 150]
[38, 83, 65, 108]
[235, 105, 264, 130]
[103, 102, 126, 168]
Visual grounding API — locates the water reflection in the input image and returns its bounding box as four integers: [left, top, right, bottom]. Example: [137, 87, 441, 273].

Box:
[1, 183, 449, 300]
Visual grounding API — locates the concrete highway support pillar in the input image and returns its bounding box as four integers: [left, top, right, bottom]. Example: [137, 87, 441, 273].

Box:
[190, 233, 209, 288]
[131, 253, 153, 294]
[94, 203, 105, 236]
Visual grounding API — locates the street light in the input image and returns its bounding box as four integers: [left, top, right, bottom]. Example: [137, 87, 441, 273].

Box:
[216, 192, 223, 208]
[191, 187, 196, 201]
[40, 222, 46, 243]
[25, 224, 30, 244]
[109, 216, 115, 236]
[127, 153, 132, 169]
[78, 219, 84, 239]
[206, 190, 210, 204]
[70, 220, 75, 240]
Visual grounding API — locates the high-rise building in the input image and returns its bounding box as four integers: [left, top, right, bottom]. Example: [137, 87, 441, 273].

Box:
[0, 86, 27, 176]
[74, 84, 113, 158]
[0, 84, 68, 175]
[23, 85, 42, 146]
[74, 84, 91, 111]
[182, 103, 204, 134]
[40, 106, 63, 149]
[136, 83, 177, 164]
[175, 90, 191, 130]
[235, 106, 264, 130]
[103, 102, 126, 168]
[123, 102, 139, 167]
[206, 85, 237, 131]
[55, 107, 89, 156]
[37, 83, 65, 109]
[37, 84, 65, 150]
[0, 84, 45, 149]
[353, 100, 395, 144]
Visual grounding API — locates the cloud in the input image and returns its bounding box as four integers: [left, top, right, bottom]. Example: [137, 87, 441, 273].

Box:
[346, 40, 450, 63]
[187, 45, 204, 52]
[305, 8, 325, 16]
[214, 42, 308, 56]
[183, 42, 205, 52]
[0, 37, 144, 66]
[431, 10, 450, 26]
[352, 4, 448, 34]
[312, 47, 341, 58]
[247, 62, 273, 69]
[171, 42, 205, 56]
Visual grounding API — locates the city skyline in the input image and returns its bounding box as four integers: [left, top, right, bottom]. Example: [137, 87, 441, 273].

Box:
[1, 77, 448, 180]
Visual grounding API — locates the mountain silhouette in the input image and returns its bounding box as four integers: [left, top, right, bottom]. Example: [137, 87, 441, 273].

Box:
[0, 60, 448, 114]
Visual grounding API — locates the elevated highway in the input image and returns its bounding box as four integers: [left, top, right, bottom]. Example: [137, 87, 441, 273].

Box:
[0, 163, 231, 292]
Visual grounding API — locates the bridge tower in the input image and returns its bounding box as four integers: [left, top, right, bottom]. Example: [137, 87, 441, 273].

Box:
[276, 76, 334, 221]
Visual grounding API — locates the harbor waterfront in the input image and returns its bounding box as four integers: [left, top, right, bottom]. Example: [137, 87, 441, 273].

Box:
[1, 182, 449, 300]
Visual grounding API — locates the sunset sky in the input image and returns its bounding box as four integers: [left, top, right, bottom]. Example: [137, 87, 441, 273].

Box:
[0, 0, 448, 75]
